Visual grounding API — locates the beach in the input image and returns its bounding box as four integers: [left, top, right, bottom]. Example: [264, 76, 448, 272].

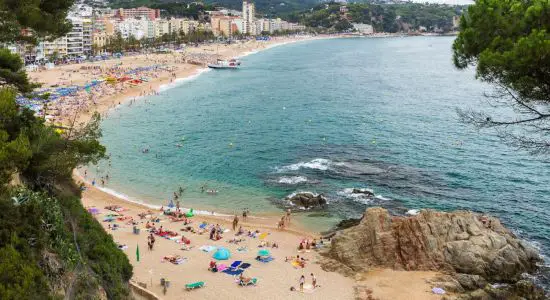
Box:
[79, 176, 444, 300]
[32, 35, 456, 299]
[28, 35, 331, 127]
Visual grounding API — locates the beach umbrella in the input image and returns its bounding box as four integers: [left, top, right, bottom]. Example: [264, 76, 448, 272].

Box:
[136, 244, 140, 262]
[212, 247, 231, 260]
[257, 249, 270, 257]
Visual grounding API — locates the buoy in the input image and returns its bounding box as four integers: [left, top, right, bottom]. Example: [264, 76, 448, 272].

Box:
[229, 142, 233, 147]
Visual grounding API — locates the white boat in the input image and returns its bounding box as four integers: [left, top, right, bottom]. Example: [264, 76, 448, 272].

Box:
[208, 59, 240, 69]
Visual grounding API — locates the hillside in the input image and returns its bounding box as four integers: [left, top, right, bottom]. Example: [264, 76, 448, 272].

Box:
[107, 0, 321, 15]
[292, 2, 463, 33]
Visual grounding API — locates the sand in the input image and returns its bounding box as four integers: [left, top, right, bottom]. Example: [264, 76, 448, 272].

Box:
[33, 34, 447, 299]
[80, 179, 356, 300]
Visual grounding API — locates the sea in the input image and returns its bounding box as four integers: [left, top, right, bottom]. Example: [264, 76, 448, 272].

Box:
[90, 36, 550, 285]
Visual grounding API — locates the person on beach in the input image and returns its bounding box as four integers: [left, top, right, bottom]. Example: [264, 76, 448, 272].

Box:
[286, 208, 291, 224]
[299, 275, 305, 292]
[233, 215, 239, 231]
[242, 209, 247, 221]
[311, 273, 317, 288]
[176, 200, 180, 212]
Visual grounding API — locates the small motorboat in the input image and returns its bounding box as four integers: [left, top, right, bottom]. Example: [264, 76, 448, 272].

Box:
[208, 59, 240, 69]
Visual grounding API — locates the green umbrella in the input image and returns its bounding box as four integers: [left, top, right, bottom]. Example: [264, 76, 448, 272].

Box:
[257, 249, 270, 256]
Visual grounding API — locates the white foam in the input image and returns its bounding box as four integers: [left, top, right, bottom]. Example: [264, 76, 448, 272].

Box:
[406, 209, 420, 215]
[276, 158, 340, 172]
[337, 188, 375, 205]
[375, 195, 391, 201]
[277, 176, 308, 185]
[77, 173, 231, 217]
[157, 67, 211, 93]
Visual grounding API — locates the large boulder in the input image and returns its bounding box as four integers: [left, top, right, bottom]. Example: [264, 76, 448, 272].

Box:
[285, 192, 327, 209]
[320, 207, 541, 283]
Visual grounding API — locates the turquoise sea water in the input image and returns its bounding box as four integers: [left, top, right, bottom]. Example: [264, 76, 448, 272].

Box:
[92, 37, 549, 276]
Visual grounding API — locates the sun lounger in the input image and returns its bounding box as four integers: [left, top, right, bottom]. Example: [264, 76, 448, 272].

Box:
[239, 263, 251, 270]
[229, 261, 242, 270]
[222, 268, 244, 276]
[185, 281, 205, 290]
[239, 278, 258, 286]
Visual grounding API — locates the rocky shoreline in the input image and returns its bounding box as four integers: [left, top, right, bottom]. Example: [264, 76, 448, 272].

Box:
[319, 207, 547, 299]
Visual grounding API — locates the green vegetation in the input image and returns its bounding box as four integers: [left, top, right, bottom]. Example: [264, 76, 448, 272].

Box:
[0, 0, 134, 298]
[291, 2, 463, 33]
[453, 0, 550, 154]
[108, 0, 319, 16]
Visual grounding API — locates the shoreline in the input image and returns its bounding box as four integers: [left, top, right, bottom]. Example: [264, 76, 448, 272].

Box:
[60, 34, 347, 234]
[65, 34, 343, 235]
[61, 35, 452, 299]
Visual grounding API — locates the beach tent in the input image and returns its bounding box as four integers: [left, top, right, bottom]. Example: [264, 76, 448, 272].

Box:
[257, 249, 270, 257]
[213, 247, 231, 260]
[185, 208, 194, 218]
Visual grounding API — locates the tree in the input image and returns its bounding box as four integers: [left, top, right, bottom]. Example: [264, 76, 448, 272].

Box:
[453, 0, 550, 154]
[0, 0, 75, 94]
[0, 49, 37, 93]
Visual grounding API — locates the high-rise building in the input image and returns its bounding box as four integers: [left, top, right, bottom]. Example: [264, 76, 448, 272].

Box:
[242, 0, 255, 35]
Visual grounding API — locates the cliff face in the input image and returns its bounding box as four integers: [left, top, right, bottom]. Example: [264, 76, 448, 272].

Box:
[320, 207, 541, 283]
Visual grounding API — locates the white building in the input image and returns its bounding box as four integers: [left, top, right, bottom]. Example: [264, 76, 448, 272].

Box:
[352, 23, 374, 34]
[242, 0, 255, 35]
[116, 18, 149, 40]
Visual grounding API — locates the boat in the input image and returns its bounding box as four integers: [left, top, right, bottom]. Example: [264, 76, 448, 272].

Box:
[208, 59, 240, 69]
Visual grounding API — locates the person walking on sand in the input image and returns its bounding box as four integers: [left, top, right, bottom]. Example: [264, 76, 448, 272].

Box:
[242, 209, 247, 222]
[233, 215, 239, 231]
[299, 275, 305, 292]
[311, 273, 317, 288]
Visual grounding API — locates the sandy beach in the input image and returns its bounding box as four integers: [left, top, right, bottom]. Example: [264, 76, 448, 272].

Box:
[28, 35, 332, 127]
[79, 177, 444, 300]
[31, 35, 449, 299]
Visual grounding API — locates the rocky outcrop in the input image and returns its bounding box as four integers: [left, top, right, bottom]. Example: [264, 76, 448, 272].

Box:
[351, 188, 375, 197]
[285, 192, 327, 209]
[320, 207, 541, 284]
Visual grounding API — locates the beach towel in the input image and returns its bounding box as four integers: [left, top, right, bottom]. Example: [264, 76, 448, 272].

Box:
[236, 247, 248, 253]
[222, 268, 244, 276]
[185, 281, 205, 290]
[199, 223, 208, 229]
[259, 233, 268, 240]
[199, 245, 216, 252]
[256, 256, 274, 263]
[217, 264, 228, 272]
[239, 263, 251, 270]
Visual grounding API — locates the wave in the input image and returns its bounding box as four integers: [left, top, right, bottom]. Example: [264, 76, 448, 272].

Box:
[77, 172, 232, 217]
[157, 67, 211, 93]
[277, 176, 308, 185]
[275, 158, 344, 172]
[406, 209, 420, 216]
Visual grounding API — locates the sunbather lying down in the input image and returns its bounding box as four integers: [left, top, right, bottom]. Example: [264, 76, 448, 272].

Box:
[164, 255, 186, 264]
[239, 273, 253, 285]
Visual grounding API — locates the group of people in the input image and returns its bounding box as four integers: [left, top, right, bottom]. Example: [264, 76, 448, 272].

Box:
[278, 209, 292, 229]
[209, 224, 224, 241]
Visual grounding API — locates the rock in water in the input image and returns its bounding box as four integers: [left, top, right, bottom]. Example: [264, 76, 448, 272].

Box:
[320, 207, 541, 283]
[285, 192, 327, 209]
